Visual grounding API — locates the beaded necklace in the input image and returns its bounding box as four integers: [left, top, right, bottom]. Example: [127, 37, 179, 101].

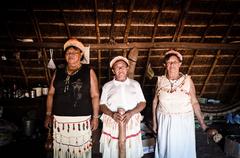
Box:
[64, 65, 82, 93]
[167, 72, 184, 93]
[168, 79, 178, 93]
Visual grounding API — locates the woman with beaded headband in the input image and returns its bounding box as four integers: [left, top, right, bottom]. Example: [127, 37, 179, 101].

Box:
[152, 50, 208, 158]
[44, 38, 100, 158]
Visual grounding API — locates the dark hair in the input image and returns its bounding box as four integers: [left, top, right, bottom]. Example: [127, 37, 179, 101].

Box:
[64, 46, 82, 54]
[164, 53, 181, 63]
[64, 46, 84, 61]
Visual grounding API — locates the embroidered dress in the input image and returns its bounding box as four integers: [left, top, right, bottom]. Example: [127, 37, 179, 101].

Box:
[155, 74, 196, 158]
[100, 78, 146, 158]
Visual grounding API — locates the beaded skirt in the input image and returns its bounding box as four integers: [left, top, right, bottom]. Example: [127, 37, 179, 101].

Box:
[53, 115, 92, 158]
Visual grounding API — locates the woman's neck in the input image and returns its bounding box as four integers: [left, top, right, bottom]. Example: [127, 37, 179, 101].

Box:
[115, 76, 127, 82]
[167, 72, 180, 80]
[67, 64, 81, 75]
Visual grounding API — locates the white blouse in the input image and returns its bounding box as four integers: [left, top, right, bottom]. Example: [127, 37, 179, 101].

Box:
[100, 78, 146, 112]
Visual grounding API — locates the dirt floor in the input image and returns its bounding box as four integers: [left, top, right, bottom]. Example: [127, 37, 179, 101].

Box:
[1, 121, 239, 158]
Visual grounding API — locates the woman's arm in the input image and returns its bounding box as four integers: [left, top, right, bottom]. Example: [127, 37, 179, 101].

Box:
[122, 101, 146, 124]
[152, 82, 159, 133]
[189, 77, 208, 131]
[101, 104, 123, 123]
[90, 68, 100, 131]
[44, 72, 56, 128]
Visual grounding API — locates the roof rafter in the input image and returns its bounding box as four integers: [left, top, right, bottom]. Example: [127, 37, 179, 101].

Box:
[200, 10, 239, 97]
[16, 51, 29, 86]
[142, 0, 165, 87]
[58, 0, 71, 38]
[187, 0, 220, 75]
[109, 0, 117, 42]
[3, 7, 29, 86]
[172, 0, 191, 42]
[106, 0, 117, 83]
[123, 0, 135, 43]
[217, 50, 240, 98]
[2, 42, 239, 50]
[27, 2, 50, 84]
[94, 0, 102, 86]
[94, 0, 101, 44]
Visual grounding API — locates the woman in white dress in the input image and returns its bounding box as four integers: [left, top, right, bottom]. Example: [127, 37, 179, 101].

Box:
[152, 50, 208, 158]
[99, 56, 146, 158]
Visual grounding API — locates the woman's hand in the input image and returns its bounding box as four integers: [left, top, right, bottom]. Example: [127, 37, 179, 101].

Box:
[112, 112, 123, 123]
[44, 115, 53, 129]
[91, 118, 99, 131]
[122, 110, 133, 124]
[152, 121, 157, 134]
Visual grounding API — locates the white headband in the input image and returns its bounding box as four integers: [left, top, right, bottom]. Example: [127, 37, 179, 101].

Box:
[165, 50, 183, 61]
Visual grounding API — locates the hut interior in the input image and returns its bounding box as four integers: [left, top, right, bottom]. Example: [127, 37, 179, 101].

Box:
[0, 0, 240, 157]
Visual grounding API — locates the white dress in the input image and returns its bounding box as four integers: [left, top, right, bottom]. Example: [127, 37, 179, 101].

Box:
[155, 74, 196, 158]
[99, 78, 146, 158]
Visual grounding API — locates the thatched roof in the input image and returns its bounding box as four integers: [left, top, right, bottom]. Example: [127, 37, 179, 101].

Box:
[0, 0, 240, 113]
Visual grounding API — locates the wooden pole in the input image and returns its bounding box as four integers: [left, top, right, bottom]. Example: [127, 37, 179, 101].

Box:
[118, 108, 126, 158]
[127, 47, 138, 79]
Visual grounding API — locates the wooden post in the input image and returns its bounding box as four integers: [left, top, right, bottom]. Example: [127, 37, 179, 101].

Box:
[118, 108, 126, 158]
[127, 47, 138, 79]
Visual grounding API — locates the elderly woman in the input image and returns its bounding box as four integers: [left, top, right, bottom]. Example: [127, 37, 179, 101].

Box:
[99, 56, 146, 158]
[152, 50, 208, 158]
[44, 38, 100, 158]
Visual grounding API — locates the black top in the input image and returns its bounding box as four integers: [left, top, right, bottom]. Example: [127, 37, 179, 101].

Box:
[52, 64, 93, 116]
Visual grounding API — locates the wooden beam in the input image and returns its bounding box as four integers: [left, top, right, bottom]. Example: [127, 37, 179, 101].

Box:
[109, 0, 117, 42]
[122, 0, 135, 57]
[187, 3, 218, 74]
[151, 0, 164, 41]
[105, 0, 116, 85]
[3, 6, 30, 86]
[94, 0, 101, 44]
[142, 0, 164, 87]
[29, 8, 231, 15]
[2, 75, 45, 79]
[97, 50, 102, 87]
[142, 50, 152, 87]
[123, 0, 135, 43]
[28, 7, 50, 84]
[2, 42, 240, 50]
[16, 52, 28, 86]
[217, 50, 240, 98]
[200, 10, 238, 97]
[172, 0, 191, 42]
[58, 0, 71, 38]
[128, 47, 138, 79]
[94, 0, 102, 87]
[199, 50, 221, 97]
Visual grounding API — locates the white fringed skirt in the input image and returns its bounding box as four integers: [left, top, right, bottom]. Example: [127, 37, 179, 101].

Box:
[100, 113, 143, 158]
[53, 115, 92, 158]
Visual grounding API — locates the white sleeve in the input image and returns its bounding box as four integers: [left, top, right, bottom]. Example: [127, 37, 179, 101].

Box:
[100, 85, 108, 105]
[135, 82, 146, 103]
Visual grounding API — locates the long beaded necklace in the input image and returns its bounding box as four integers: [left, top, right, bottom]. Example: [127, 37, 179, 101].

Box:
[64, 65, 81, 93]
[167, 73, 184, 93]
[169, 79, 178, 93]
